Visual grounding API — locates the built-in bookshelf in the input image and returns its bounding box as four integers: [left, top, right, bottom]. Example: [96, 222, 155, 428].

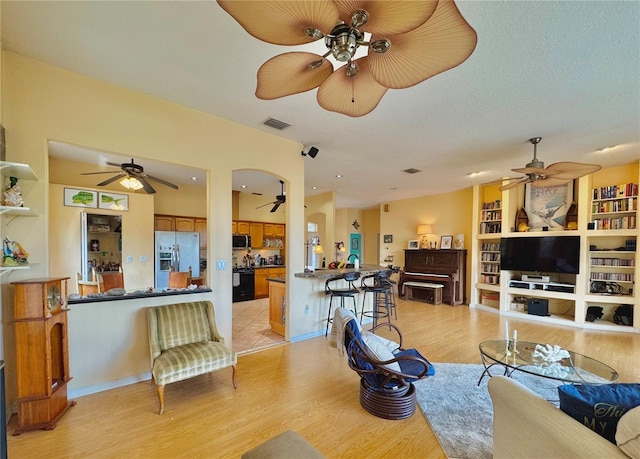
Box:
[479, 241, 500, 285]
[590, 182, 638, 230]
[479, 200, 501, 234]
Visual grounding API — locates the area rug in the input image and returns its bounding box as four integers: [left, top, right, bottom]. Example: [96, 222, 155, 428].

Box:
[414, 363, 560, 459]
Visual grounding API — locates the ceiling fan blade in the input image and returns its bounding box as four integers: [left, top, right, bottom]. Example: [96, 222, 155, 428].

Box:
[511, 166, 559, 177]
[529, 177, 572, 188]
[81, 170, 121, 175]
[367, 0, 477, 89]
[499, 177, 531, 192]
[256, 52, 333, 100]
[144, 174, 179, 190]
[106, 161, 124, 167]
[317, 57, 387, 117]
[336, 0, 438, 35]
[256, 201, 276, 210]
[217, 0, 339, 45]
[137, 176, 156, 194]
[270, 202, 282, 213]
[544, 162, 602, 180]
[97, 173, 126, 187]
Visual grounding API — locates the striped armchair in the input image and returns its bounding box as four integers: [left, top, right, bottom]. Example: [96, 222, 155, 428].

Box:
[147, 301, 237, 414]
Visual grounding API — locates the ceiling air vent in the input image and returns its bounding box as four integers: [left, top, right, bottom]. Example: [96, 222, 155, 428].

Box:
[262, 117, 291, 130]
[403, 168, 421, 174]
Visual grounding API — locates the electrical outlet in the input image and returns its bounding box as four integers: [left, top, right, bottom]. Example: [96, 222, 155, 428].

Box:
[304, 304, 309, 315]
[139, 255, 148, 263]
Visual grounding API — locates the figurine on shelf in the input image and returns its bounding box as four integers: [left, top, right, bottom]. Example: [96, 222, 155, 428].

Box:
[2, 237, 29, 266]
[1, 176, 24, 207]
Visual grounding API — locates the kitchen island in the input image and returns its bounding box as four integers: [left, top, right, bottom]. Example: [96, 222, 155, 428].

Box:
[267, 277, 286, 336]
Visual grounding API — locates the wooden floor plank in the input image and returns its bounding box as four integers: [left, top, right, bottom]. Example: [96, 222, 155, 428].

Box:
[6, 298, 639, 458]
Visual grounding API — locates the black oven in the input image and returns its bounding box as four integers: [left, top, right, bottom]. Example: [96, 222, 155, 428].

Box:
[233, 268, 255, 302]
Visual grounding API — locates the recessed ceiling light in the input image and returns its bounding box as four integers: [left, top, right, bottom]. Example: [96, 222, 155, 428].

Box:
[597, 146, 615, 153]
[336, 174, 343, 178]
[312, 186, 318, 190]
[466, 171, 481, 177]
[191, 176, 198, 181]
[241, 185, 247, 189]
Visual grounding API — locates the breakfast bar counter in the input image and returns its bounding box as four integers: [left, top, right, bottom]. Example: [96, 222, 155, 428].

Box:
[294, 264, 388, 279]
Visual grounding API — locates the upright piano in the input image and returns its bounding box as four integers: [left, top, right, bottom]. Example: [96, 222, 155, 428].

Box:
[399, 249, 467, 306]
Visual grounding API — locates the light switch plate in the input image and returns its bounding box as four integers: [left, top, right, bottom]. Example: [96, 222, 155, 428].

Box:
[139, 255, 148, 263]
[216, 260, 226, 270]
[126, 256, 133, 264]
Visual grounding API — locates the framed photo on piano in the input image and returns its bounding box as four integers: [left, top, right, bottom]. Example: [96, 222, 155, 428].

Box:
[440, 235, 453, 250]
[407, 240, 419, 249]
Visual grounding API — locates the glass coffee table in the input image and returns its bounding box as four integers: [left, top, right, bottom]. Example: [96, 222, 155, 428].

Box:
[478, 340, 619, 386]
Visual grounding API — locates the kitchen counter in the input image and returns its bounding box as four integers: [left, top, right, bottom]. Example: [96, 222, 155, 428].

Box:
[267, 277, 285, 284]
[68, 287, 212, 304]
[294, 264, 388, 279]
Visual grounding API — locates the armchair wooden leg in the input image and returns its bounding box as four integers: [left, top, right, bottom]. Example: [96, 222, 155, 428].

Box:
[157, 384, 165, 415]
[232, 365, 238, 389]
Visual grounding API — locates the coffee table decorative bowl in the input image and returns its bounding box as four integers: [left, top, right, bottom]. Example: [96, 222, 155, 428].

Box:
[478, 340, 618, 385]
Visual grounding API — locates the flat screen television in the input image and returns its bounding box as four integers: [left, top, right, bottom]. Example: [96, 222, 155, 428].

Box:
[500, 236, 580, 274]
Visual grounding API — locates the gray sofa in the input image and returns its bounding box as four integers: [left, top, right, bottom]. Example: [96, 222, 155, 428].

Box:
[488, 375, 628, 458]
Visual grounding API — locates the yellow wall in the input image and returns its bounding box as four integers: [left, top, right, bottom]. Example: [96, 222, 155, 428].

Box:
[362, 207, 380, 265]
[1, 51, 308, 405]
[49, 183, 155, 292]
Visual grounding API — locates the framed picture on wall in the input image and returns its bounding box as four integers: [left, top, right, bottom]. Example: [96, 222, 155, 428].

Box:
[440, 235, 453, 250]
[64, 188, 97, 208]
[524, 181, 573, 230]
[383, 234, 393, 243]
[98, 192, 129, 211]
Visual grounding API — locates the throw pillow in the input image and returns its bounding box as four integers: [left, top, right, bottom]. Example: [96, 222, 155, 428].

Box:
[617, 405, 640, 458]
[361, 330, 400, 354]
[558, 383, 640, 444]
[361, 332, 401, 373]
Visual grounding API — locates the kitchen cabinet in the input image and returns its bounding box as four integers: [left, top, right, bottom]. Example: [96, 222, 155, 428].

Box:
[232, 221, 237, 235]
[250, 223, 263, 249]
[154, 215, 175, 231]
[263, 223, 285, 238]
[195, 218, 207, 250]
[175, 217, 195, 232]
[268, 280, 285, 336]
[254, 267, 285, 299]
[274, 224, 285, 237]
[236, 221, 250, 235]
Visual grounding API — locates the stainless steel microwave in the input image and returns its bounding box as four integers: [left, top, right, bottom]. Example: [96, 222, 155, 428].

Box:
[232, 235, 251, 248]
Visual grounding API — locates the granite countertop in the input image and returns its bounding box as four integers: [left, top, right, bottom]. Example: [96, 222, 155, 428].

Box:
[68, 287, 212, 304]
[294, 265, 389, 279]
[267, 277, 286, 284]
[255, 265, 286, 269]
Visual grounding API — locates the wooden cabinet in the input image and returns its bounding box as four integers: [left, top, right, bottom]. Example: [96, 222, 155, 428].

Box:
[154, 215, 175, 231]
[232, 221, 237, 235]
[254, 267, 285, 299]
[274, 224, 285, 237]
[194, 218, 207, 250]
[250, 223, 263, 249]
[236, 221, 250, 235]
[11, 277, 75, 435]
[264, 223, 285, 238]
[175, 217, 195, 232]
[269, 280, 286, 336]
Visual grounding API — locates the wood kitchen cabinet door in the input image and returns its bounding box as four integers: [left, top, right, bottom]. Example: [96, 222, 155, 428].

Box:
[232, 221, 237, 234]
[274, 224, 285, 237]
[154, 215, 175, 231]
[263, 223, 275, 237]
[175, 217, 195, 232]
[268, 281, 285, 336]
[236, 221, 250, 235]
[254, 268, 269, 299]
[250, 223, 263, 249]
[194, 218, 207, 249]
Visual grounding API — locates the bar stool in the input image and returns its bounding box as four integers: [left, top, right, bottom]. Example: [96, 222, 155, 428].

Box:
[380, 268, 399, 320]
[359, 270, 393, 328]
[324, 272, 360, 336]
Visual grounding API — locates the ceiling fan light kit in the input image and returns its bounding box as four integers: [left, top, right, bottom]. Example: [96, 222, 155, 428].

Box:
[499, 137, 602, 192]
[217, 0, 477, 117]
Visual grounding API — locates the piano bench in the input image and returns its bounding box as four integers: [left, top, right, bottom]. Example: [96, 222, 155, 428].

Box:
[403, 282, 443, 305]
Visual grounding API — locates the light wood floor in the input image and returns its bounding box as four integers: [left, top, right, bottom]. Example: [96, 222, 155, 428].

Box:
[7, 298, 639, 458]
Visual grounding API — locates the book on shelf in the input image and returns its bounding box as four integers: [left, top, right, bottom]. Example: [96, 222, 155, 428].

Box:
[593, 183, 638, 200]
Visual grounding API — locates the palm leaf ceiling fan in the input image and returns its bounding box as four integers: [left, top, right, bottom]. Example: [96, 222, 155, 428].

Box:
[81, 159, 179, 194]
[217, 0, 477, 117]
[499, 137, 601, 191]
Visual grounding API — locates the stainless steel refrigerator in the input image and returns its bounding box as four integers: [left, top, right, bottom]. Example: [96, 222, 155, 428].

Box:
[155, 231, 200, 289]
